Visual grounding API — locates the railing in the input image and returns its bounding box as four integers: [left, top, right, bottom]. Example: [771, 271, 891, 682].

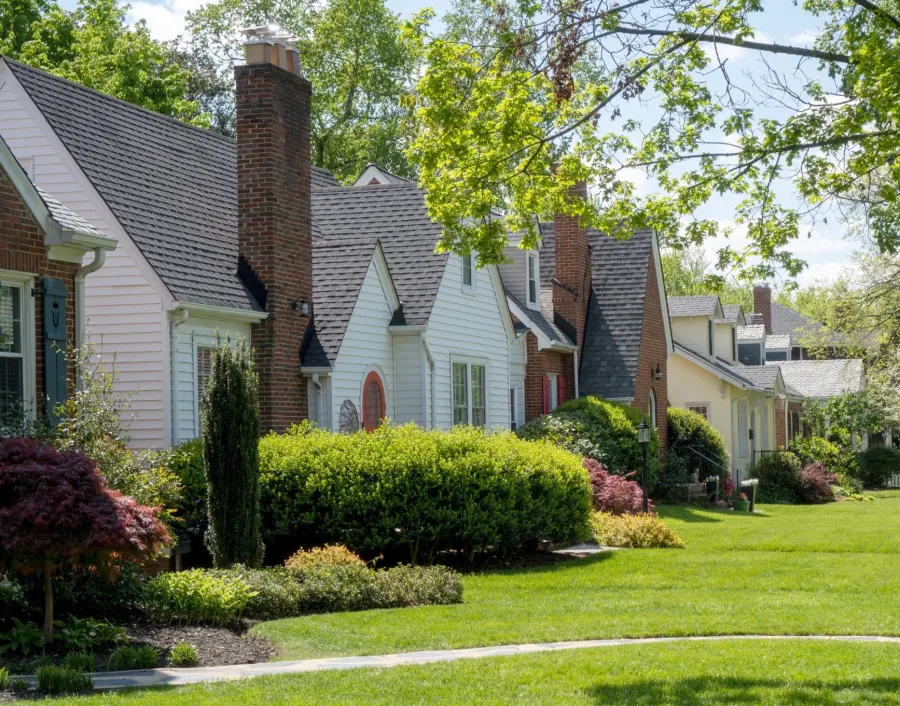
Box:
[890, 473, 900, 489]
[673, 444, 742, 499]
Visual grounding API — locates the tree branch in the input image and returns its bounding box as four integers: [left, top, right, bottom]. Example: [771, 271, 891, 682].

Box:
[851, 0, 900, 30]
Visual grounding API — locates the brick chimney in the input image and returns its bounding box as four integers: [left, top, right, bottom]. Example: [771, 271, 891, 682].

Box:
[235, 26, 312, 433]
[753, 283, 772, 335]
[552, 179, 591, 347]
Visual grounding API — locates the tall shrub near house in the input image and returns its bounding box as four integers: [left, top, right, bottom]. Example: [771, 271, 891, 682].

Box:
[202, 337, 263, 568]
[0, 438, 169, 641]
[667, 408, 729, 470]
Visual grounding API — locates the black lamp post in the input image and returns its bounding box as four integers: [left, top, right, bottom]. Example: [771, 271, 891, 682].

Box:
[637, 420, 651, 514]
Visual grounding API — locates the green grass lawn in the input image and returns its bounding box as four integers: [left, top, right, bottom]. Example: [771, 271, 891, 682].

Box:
[254, 494, 900, 660]
[43, 639, 900, 705]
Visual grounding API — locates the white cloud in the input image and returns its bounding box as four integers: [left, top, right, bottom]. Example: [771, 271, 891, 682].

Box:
[704, 33, 770, 64]
[787, 29, 819, 45]
[127, 0, 207, 41]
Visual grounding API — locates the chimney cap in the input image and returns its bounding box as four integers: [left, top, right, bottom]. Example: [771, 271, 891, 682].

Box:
[752, 282, 771, 290]
[240, 24, 297, 46]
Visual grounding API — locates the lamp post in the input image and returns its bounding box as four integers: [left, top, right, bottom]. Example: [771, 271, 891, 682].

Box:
[637, 420, 651, 514]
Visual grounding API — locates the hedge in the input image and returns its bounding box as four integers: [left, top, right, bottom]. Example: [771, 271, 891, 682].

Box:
[667, 408, 728, 471]
[515, 396, 660, 482]
[259, 423, 591, 562]
[855, 445, 900, 488]
[748, 452, 803, 504]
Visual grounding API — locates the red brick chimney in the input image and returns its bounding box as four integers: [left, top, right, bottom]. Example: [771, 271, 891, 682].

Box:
[552, 179, 591, 347]
[235, 27, 312, 433]
[753, 283, 772, 335]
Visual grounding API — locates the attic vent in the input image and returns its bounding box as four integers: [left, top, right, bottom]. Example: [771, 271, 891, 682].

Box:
[238, 255, 268, 310]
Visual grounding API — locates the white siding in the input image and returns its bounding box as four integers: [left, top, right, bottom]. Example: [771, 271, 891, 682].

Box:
[172, 316, 252, 444]
[330, 260, 395, 429]
[498, 246, 528, 302]
[392, 334, 425, 425]
[0, 68, 169, 448]
[425, 255, 512, 430]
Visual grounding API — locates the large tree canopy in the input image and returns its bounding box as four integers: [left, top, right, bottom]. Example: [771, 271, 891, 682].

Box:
[187, 0, 421, 181]
[406, 0, 900, 272]
[0, 0, 212, 126]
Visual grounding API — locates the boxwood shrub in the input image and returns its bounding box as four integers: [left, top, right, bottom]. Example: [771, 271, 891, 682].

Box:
[260, 423, 591, 562]
[748, 452, 802, 504]
[515, 396, 660, 481]
[667, 408, 728, 470]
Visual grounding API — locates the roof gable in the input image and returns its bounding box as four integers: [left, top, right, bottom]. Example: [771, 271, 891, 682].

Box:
[667, 295, 722, 319]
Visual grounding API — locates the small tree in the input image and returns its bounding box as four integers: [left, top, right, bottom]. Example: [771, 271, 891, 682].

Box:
[0, 438, 170, 642]
[202, 336, 263, 568]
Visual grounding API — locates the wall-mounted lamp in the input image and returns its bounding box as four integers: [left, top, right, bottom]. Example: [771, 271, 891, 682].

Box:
[654, 363, 662, 380]
[300, 301, 310, 316]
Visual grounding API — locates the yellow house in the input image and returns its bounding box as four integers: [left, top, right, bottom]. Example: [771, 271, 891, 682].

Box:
[667, 297, 787, 481]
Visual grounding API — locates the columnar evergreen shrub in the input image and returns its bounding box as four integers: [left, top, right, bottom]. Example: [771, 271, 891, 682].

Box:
[202, 337, 263, 568]
[515, 396, 660, 480]
[0, 438, 169, 642]
[260, 423, 591, 562]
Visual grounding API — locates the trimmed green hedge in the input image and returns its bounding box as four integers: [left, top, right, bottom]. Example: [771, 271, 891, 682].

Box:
[260, 423, 591, 562]
[515, 396, 660, 482]
[667, 407, 728, 469]
[855, 445, 900, 488]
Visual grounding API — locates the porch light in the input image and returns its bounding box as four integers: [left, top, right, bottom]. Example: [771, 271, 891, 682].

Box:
[637, 420, 651, 446]
[637, 420, 650, 514]
[300, 301, 310, 316]
[654, 363, 662, 380]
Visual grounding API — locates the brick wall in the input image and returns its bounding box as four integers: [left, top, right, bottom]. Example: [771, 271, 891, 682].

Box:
[552, 181, 591, 347]
[235, 61, 313, 434]
[631, 251, 669, 456]
[523, 332, 576, 421]
[753, 284, 772, 335]
[0, 170, 78, 419]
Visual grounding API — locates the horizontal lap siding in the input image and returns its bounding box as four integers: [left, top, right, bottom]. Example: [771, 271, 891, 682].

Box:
[426, 256, 511, 430]
[0, 76, 168, 448]
[393, 334, 424, 425]
[331, 260, 394, 431]
[497, 247, 527, 302]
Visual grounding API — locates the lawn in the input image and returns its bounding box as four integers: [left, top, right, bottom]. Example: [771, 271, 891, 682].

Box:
[43, 639, 900, 705]
[254, 494, 900, 659]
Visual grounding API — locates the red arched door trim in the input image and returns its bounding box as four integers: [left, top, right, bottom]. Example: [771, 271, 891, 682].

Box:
[362, 371, 386, 432]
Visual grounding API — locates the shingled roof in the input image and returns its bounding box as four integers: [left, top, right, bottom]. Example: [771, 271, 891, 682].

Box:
[7, 58, 341, 312]
[667, 295, 721, 318]
[771, 359, 864, 399]
[505, 287, 573, 347]
[718, 304, 745, 325]
[538, 222, 658, 400]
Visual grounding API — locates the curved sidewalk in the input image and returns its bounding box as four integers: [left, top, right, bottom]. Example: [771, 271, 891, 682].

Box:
[24, 634, 900, 691]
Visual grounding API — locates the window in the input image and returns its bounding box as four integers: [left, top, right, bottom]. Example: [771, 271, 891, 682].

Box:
[0, 283, 24, 418]
[510, 388, 517, 431]
[708, 320, 714, 356]
[196, 346, 213, 407]
[509, 379, 525, 431]
[687, 403, 709, 420]
[526, 253, 539, 307]
[462, 253, 475, 289]
[790, 410, 802, 441]
[452, 360, 487, 427]
[766, 351, 787, 361]
[362, 371, 385, 432]
[649, 389, 657, 428]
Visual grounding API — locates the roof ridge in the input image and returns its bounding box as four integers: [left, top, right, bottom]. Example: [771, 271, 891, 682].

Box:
[4, 56, 236, 146]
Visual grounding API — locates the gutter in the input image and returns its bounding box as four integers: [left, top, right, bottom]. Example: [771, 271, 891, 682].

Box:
[423, 338, 436, 428]
[170, 300, 268, 323]
[74, 248, 106, 353]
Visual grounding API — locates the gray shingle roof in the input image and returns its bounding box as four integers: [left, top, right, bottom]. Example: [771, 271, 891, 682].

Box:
[673, 342, 758, 388]
[311, 184, 447, 327]
[771, 302, 822, 337]
[538, 222, 656, 400]
[771, 359, 864, 399]
[734, 364, 782, 391]
[738, 324, 766, 340]
[765, 334, 792, 349]
[357, 164, 413, 184]
[718, 304, 744, 325]
[8, 58, 341, 312]
[37, 187, 107, 238]
[667, 295, 721, 318]
[505, 288, 573, 346]
[302, 241, 379, 368]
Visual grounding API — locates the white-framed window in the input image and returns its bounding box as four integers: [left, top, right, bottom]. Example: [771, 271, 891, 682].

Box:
[686, 403, 710, 420]
[452, 359, 487, 427]
[526, 252, 539, 308]
[461, 253, 476, 291]
[547, 372, 559, 411]
[509, 379, 525, 431]
[196, 346, 213, 407]
[0, 273, 35, 422]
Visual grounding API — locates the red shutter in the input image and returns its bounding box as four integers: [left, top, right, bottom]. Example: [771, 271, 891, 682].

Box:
[557, 375, 566, 406]
[542, 375, 550, 414]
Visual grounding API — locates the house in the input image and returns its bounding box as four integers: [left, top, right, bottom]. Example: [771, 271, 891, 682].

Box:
[498, 181, 673, 452]
[0, 132, 116, 427]
[666, 295, 788, 473]
[0, 36, 516, 446]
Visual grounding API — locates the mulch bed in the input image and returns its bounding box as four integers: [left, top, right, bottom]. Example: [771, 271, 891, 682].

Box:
[1, 622, 273, 676]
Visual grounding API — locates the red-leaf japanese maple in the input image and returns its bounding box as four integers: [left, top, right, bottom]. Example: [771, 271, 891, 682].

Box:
[0, 438, 170, 641]
[584, 458, 653, 516]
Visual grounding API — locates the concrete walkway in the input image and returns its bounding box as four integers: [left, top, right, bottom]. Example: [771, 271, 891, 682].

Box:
[21, 635, 900, 691]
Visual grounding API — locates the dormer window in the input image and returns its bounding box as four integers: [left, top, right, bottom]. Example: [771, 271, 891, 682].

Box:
[462, 252, 475, 290]
[526, 252, 539, 308]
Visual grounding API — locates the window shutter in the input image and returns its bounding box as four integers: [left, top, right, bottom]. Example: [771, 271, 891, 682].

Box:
[41, 277, 68, 426]
[542, 375, 550, 414]
[557, 375, 566, 405]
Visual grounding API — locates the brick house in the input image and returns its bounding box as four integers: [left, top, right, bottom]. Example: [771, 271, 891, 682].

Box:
[499, 181, 673, 454]
[0, 133, 115, 427]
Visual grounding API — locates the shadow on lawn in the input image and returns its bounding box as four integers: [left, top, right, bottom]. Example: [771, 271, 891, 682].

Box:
[660, 506, 770, 523]
[478, 550, 617, 578]
[586, 676, 900, 705]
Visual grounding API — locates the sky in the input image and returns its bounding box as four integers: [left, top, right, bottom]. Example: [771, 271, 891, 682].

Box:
[58, 0, 859, 289]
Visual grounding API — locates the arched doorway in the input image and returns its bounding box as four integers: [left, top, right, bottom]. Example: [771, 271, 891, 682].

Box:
[362, 371, 386, 432]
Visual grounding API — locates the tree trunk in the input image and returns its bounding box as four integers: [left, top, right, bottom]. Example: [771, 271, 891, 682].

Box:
[43, 562, 54, 643]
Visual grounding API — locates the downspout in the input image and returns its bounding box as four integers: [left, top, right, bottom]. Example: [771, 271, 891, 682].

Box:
[169, 308, 188, 444]
[74, 248, 106, 352]
[574, 349, 580, 398]
[423, 339, 436, 428]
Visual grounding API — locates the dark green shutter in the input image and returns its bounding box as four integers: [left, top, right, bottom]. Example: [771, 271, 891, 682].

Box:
[41, 276, 68, 426]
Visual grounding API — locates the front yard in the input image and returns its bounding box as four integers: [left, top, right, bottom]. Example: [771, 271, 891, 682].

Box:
[34, 492, 900, 704]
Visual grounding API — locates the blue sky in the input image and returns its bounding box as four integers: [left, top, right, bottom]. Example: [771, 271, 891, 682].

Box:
[88, 0, 855, 288]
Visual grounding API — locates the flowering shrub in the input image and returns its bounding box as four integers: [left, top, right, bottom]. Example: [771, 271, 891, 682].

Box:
[285, 545, 364, 572]
[589, 512, 685, 548]
[797, 462, 837, 504]
[584, 458, 650, 515]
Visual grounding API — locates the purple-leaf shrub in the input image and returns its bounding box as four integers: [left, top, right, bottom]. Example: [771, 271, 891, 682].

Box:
[584, 458, 652, 515]
[797, 462, 837, 504]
